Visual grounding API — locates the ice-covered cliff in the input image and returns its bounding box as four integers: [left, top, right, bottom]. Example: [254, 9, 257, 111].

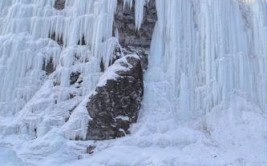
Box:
[151, 0, 267, 119]
[0, 0, 267, 165]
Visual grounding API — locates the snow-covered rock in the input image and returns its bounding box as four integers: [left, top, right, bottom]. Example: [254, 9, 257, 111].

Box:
[86, 54, 144, 140]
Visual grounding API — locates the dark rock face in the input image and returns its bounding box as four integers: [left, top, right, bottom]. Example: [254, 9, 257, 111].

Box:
[112, 0, 157, 72]
[70, 72, 81, 85]
[111, 46, 149, 71]
[86, 55, 143, 140]
[84, 0, 157, 140]
[54, 0, 65, 10]
[114, 0, 157, 48]
[42, 58, 55, 75]
[122, 46, 149, 71]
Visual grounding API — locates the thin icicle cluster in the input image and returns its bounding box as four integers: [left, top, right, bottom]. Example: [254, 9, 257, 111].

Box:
[150, 0, 267, 119]
[123, 0, 149, 30]
[0, 0, 119, 137]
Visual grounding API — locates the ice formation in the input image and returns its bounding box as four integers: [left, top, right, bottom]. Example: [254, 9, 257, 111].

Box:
[0, 0, 267, 165]
[150, 0, 267, 120]
[0, 0, 119, 137]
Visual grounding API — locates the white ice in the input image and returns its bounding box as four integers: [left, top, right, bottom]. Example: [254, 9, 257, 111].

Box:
[0, 0, 267, 166]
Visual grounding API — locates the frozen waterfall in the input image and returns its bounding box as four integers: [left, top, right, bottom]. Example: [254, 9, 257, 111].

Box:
[0, 0, 117, 117]
[0, 0, 267, 165]
[149, 0, 267, 120]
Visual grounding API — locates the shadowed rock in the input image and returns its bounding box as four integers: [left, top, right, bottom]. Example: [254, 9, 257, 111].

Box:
[85, 0, 157, 140]
[86, 55, 143, 140]
[54, 0, 65, 10]
[112, 0, 157, 72]
[49, 32, 64, 46]
[114, 0, 157, 47]
[42, 58, 55, 75]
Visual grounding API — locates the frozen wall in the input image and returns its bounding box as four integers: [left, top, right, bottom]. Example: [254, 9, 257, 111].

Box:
[0, 0, 267, 138]
[0, 0, 119, 137]
[149, 0, 267, 120]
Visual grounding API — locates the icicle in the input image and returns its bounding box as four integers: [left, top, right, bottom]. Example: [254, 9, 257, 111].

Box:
[124, 0, 134, 8]
[135, 0, 145, 30]
[123, 0, 148, 30]
[0, 0, 118, 139]
[149, 0, 267, 120]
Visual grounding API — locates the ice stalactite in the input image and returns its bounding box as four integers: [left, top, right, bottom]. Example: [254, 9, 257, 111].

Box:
[0, 0, 120, 138]
[123, 0, 150, 30]
[0, 0, 266, 165]
[149, 0, 267, 120]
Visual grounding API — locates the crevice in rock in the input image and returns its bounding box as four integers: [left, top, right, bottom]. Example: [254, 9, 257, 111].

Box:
[77, 36, 86, 46]
[100, 58, 105, 72]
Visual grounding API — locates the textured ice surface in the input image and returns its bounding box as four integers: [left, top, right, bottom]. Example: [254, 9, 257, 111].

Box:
[0, 0, 267, 166]
[0, 146, 26, 166]
[150, 0, 267, 120]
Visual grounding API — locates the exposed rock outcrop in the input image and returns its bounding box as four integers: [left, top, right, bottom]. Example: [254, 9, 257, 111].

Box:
[112, 0, 157, 71]
[85, 0, 157, 140]
[111, 46, 149, 71]
[54, 0, 65, 10]
[114, 0, 157, 48]
[122, 46, 149, 71]
[86, 55, 143, 140]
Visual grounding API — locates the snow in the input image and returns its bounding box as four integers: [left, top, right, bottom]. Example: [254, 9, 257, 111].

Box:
[0, 0, 117, 117]
[0, 0, 267, 166]
[97, 54, 139, 87]
[0, 146, 26, 166]
[43, 96, 266, 166]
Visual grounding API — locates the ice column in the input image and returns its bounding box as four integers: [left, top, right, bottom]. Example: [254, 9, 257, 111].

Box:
[149, 0, 267, 119]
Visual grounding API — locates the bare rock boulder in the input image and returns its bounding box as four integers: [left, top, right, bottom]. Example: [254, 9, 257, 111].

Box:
[86, 54, 143, 140]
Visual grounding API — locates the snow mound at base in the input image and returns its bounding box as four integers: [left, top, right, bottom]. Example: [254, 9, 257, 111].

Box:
[59, 96, 267, 166]
[3, 77, 264, 166]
